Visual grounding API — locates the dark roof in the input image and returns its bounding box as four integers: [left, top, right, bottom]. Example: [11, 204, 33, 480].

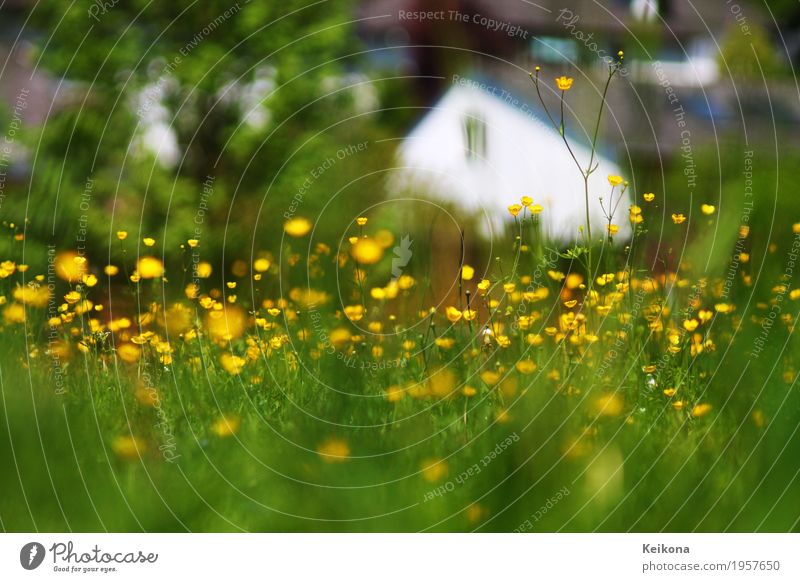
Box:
[359, 0, 743, 38]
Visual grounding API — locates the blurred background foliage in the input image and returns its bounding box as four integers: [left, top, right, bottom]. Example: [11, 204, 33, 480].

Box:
[4, 0, 394, 269]
[0, 0, 795, 278]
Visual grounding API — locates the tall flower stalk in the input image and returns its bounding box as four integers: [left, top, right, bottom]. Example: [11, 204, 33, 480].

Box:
[529, 51, 625, 287]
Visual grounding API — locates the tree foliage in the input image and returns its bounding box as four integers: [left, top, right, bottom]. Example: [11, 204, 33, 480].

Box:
[13, 0, 387, 261]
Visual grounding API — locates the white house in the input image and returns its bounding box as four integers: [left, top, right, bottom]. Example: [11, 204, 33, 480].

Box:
[391, 78, 630, 242]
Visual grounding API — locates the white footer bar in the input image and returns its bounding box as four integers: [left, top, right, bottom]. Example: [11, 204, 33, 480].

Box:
[1, 534, 796, 580]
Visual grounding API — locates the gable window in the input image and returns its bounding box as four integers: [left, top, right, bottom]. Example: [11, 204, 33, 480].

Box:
[631, 0, 659, 22]
[462, 112, 486, 162]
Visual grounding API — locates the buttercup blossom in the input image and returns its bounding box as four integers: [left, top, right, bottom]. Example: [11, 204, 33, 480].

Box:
[284, 217, 312, 237]
[555, 76, 573, 91]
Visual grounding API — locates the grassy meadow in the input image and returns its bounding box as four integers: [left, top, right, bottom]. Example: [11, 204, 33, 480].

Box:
[2, 167, 800, 531]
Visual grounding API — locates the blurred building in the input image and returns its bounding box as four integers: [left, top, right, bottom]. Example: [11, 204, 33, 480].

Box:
[358, 0, 798, 240]
[0, 2, 58, 125]
[358, 0, 791, 154]
[392, 76, 627, 241]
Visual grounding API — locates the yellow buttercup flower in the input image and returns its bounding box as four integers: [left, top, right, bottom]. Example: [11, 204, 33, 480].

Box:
[0, 260, 15, 278]
[371, 231, 392, 250]
[565, 273, 583, 289]
[421, 458, 448, 482]
[3, 303, 25, 324]
[461, 265, 475, 280]
[672, 213, 687, 224]
[136, 256, 164, 279]
[116, 343, 141, 364]
[698, 309, 714, 323]
[521, 196, 533, 207]
[445, 306, 462, 323]
[385, 386, 405, 403]
[211, 414, 240, 437]
[434, 337, 455, 349]
[344, 305, 365, 322]
[356, 217, 368, 226]
[116, 230, 128, 240]
[701, 204, 715, 215]
[607, 224, 619, 235]
[196, 261, 212, 278]
[480, 370, 500, 386]
[13, 285, 49, 308]
[397, 275, 415, 290]
[683, 318, 699, 332]
[596, 273, 615, 286]
[594, 393, 624, 417]
[608, 175, 624, 187]
[64, 290, 81, 304]
[112, 436, 145, 460]
[691, 403, 713, 418]
[555, 76, 573, 91]
[508, 204, 522, 217]
[530, 204, 543, 214]
[253, 258, 271, 273]
[515, 360, 537, 374]
[143, 237, 156, 247]
[220, 353, 246, 375]
[328, 328, 351, 348]
[205, 306, 247, 341]
[317, 438, 350, 463]
[427, 368, 456, 398]
[643, 192, 655, 202]
[351, 237, 383, 264]
[54, 251, 88, 282]
[284, 217, 312, 237]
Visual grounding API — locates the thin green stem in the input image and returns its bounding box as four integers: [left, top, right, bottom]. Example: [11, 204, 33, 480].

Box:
[587, 68, 617, 177]
[529, 73, 583, 177]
